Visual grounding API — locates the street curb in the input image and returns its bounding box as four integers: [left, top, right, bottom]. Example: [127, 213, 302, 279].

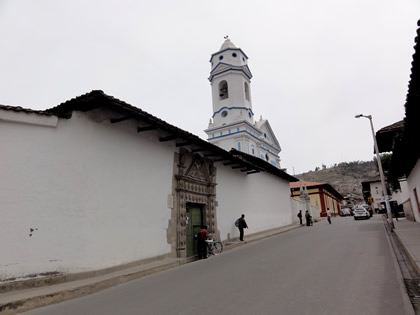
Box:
[0, 260, 185, 315]
[394, 231, 420, 276]
[0, 253, 175, 294]
[224, 224, 303, 250]
[382, 216, 416, 315]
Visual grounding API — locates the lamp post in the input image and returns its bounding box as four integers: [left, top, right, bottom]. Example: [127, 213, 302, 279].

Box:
[355, 114, 394, 229]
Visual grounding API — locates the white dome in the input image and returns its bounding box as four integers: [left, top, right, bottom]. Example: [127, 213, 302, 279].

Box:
[219, 38, 237, 51]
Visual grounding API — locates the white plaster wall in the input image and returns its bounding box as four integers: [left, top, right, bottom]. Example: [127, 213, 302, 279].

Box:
[215, 165, 292, 241]
[370, 181, 384, 209]
[0, 111, 174, 279]
[407, 160, 420, 223]
[290, 198, 306, 224]
[399, 180, 410, 203]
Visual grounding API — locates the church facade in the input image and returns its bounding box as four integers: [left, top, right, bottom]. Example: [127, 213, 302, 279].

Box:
[205, 38, 282, 168]
[0, 41, 296, 281]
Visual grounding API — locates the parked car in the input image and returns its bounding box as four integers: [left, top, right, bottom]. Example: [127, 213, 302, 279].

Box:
[341, 208, 351, 216]
[354, 207, 370, 220]
[362, 204, 373, 217]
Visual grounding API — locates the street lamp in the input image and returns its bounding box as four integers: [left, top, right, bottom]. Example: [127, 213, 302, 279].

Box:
[355, 114, 394, 228]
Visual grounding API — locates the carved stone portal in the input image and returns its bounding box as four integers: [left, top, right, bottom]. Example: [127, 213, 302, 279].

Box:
[171, 148, 217, 258]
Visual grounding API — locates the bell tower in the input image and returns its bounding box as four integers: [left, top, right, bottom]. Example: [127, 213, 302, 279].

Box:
[208, 37, 254, 128]
[204, 37, 282, 168]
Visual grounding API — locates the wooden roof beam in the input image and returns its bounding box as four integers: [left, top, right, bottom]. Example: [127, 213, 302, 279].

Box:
[204, 153, 220, 157]
[159, 135, 177, 142]
[137, 126, 157, 132]
[176, 141, 193, 147]
[247, 170, 260, 175]
[212, 158, 228, 162]
[192, 148, 206, 153]
[110, 117, 131, 124]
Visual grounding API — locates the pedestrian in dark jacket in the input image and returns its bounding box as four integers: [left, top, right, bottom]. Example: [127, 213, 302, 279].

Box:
[197, 225, 209, 259]
[297, 210, 303, 225]
[237, 214, 248, 241]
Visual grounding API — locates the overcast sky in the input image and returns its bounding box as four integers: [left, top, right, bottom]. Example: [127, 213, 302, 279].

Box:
[0, 0, 419, 174]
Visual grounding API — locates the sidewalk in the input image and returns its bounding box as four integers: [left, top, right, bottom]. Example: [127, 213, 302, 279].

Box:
[0, 223, 302, 314]
[392, 217, 420, 275]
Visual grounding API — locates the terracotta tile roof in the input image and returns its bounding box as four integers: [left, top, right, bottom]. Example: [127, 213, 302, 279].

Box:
[290, 180, 344, 200]
[376, 120, 404, 153]
[44, 90, 297, 182]
[378, 120, 404, 133]
[229, 149, 298, 182]
[289, 180, 325, 189]
[0, 104, 54, 116]
[389, 20, 420, 178]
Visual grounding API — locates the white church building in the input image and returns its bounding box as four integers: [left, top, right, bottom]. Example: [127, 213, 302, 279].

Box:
[205, 38, 281, 168]
[0, 39, 296, 281]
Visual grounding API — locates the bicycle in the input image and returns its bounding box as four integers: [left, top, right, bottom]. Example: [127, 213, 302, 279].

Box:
[205, 234, 223, 255]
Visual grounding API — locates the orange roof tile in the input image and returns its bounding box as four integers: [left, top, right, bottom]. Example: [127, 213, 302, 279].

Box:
[289, 181, 325, 189]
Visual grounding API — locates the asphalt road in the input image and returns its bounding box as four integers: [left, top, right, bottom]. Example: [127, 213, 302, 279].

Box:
[24, 215, 408, 315]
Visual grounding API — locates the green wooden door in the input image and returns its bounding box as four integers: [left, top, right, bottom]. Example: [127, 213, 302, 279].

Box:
[186, 205, 202, 257]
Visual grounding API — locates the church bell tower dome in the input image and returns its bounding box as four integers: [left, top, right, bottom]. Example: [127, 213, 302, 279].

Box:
[204, 37, 282, 169]
[208, 37, 254, 128]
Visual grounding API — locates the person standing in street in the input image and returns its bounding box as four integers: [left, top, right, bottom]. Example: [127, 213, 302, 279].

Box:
[297, 210, 303, 225]
[237, 214, 248, 241]
[327, 208, 332, 224]
[197, 225, 209, 259]
[305, 210, 311, 226]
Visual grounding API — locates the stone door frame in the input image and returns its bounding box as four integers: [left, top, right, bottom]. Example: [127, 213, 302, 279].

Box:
[171, 149, 218, 258]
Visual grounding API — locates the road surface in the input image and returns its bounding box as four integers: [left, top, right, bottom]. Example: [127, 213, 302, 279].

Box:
[25, 215, 408, 314]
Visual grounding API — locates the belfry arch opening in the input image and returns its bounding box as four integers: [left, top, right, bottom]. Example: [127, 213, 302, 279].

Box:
[244, 82, 250, 101]
[219, 81, 229, 100]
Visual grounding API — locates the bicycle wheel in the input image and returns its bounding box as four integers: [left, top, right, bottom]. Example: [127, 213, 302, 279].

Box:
[212, 241, 223, 255]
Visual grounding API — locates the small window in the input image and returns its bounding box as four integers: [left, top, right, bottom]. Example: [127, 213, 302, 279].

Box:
[232, 52, 237, 58]
[229, 129, 231, 134]
[265, 153, 269, 161]
[242, 57, 245, 62]
[248, 112, 252, 119]
[219, 55, 224, 61]
[237, 127, 240, 132]
[264, 133, 267, 139]
[219, 80, 229, 100]
[238, 142, 241, 151]
[221, 110, 228, 118]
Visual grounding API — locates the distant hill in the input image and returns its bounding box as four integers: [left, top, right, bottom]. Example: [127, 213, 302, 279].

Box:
[295, 161, 378, 204]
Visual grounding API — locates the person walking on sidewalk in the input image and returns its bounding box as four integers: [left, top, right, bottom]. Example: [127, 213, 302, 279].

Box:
[297, 210, 303, 225]
[327, 208, 332, 224]
[392, 207, 399, 221]
[236, 214, 248, 241]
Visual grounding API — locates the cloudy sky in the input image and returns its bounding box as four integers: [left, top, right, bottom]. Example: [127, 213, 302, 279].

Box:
[0, 0, 418, 174]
